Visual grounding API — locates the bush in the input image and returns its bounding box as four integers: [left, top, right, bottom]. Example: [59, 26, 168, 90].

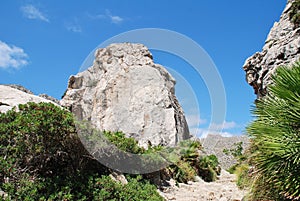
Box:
[197, 155, 220, 182]
[102, 131, 146, 154]
[246, 62, 300, 200]
[90, 175, 163, 201]
[168, 160, 197, 183]
[0, 102, 92, 180]
[235, 164, 250, 189]
[0, 103, 163, 200]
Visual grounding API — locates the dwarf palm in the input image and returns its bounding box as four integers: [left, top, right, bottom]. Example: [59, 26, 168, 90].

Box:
[247, 62, 300, 200]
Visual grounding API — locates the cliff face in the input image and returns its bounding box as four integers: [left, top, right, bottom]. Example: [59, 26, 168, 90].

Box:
[243, 0, 300, 98]
[61, 43, 190, 147]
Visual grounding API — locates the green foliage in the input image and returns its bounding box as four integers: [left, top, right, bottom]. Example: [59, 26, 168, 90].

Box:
[289, 0, 300, 27]
[166, 140, 200, 183]
[227, 164, 238, 174]
[0, 102, 222, 200]
[235, 164, 250, 189]
[223, 142, 243, 158]
[1, 172, 163, 201]
[164, 140, 220, 183]
[103, 131, 146, 154]
[169, 160, 197, 183]
[89, 175, 163, 201]
[223, 142, 248, 174]
[0, 103, 163, 200]
[197, 155, 220, 182]
[246, 62, 300, 200]
[0, 102, 90, 180]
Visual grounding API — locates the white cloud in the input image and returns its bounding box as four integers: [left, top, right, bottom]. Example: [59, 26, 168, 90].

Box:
[186, 114, 206, 127]
[88, 10, 124, 24]
[110, 15, 123, 24]
[209, 121, 237, 130]
[20, 4, 49, 22]
[190, 128, 234, 138]
[0, 41, 28, 69]
[189, 121, 239, 138]
[66, 24, 82, 33]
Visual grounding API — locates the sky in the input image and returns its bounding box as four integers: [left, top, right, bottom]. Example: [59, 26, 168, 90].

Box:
[0, 0, 287, 138]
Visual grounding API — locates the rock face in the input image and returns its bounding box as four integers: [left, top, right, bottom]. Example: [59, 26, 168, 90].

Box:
[201, 134, 250, 170]
[0, 85, 57, 113]
[243, 0, 300, 98]
[61, 43, 190, 147]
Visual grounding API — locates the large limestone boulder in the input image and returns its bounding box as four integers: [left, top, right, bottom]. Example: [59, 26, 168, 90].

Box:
[243, 0, 300, 98]
[0, 85, 57, 113]
[61, 43, 190, 147]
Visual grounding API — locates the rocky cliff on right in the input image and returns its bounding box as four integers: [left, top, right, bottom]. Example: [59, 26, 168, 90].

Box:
[243, 0, 300, 98]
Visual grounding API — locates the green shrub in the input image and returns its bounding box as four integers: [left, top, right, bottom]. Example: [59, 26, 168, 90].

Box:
[197, 155, 220, 182]
[289, 0, 300, 27]
[235, 164, 250, 189]
[103, 131, 146, 154]
[0, 102, 93, 180]
[168, 160, 197, 183]
[247, 62, 300, 200]
[0, 103, 163, 200]
[223, 142, 243, 159]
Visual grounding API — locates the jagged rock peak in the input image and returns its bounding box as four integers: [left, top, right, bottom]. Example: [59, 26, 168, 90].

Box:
[243, 0, 300, 98]
[61, 43, 191, 147]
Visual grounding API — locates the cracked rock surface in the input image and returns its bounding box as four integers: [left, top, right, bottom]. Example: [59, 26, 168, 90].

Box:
[243, 0, 300, 98]
[61, 43, 190, 147]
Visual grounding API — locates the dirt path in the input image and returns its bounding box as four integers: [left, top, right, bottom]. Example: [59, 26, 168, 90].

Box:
[159, 170, 246, 201]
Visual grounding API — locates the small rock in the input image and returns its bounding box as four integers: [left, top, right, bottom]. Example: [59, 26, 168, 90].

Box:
[109, 171, 128, 185]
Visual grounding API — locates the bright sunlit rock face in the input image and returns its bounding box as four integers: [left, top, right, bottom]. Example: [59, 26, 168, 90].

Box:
[243, 0, 300, 98]
[0, 85, 57, 113]
[61, 43, 190, 147]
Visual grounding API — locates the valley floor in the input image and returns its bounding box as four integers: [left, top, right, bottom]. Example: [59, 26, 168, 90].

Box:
[159, 170, 246, 201]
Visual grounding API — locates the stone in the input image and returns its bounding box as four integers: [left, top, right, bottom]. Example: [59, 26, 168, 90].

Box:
[243, 0, 300, 98]
[61, 43, 190, 147]
[0, 188, 8, 199]
[0, 85, 58, 113]
[109, 171, 128, 185]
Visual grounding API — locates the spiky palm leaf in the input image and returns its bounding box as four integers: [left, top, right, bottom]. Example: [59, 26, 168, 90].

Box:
[247, 62, 300, 200]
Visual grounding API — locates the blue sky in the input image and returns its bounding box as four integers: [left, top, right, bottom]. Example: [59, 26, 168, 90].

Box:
[0, 0, 286, 137]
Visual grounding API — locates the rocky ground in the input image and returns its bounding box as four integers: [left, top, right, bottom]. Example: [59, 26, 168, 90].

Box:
[159, 169, 246, 201]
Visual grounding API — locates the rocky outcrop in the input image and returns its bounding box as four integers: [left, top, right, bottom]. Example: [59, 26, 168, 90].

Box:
[0, 85, 58, 113]
[5, 84, 34, 95]
[38, 94, 60, 105]
[201, 134, 250, 170]
[61, 43, 190, 147]
[243, 0, 300, 97]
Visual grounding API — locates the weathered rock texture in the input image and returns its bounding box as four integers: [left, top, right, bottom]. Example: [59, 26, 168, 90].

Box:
[243, 0, 300, 97]
[0, 85, 57, 113]
[159, 170, 246, 201]
[201, 134, 250, 170]
[61, 43, 190, 147]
